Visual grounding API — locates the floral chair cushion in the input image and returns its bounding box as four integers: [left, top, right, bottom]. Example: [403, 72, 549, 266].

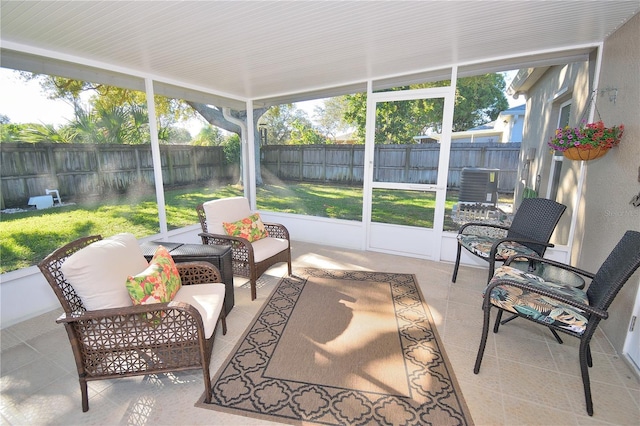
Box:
[222, 213, 269, 242]
[487, 265, 589, 335]
[458, 234, 538, 260]
[126, 245, 182, 305]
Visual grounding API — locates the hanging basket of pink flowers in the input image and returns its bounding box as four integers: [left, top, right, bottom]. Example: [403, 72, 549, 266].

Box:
[548, 121, 625, 161]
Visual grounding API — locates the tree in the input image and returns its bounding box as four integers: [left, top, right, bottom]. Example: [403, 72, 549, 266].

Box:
[289, 120, 328, 145]
[191, 125, 226, 146]
[186, 102, 269, 185]
[344, 74, 509, 143]
[257, 104, 311, 145]
[451, 74, 509, 131]
[222, 133, 241, 165]
[314, 97, 354, 142]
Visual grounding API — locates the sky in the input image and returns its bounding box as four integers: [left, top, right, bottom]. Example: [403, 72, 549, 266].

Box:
[0, 67, 76, 126]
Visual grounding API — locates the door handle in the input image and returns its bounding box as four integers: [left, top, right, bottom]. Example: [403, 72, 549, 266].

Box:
[410, 185, 444, 190]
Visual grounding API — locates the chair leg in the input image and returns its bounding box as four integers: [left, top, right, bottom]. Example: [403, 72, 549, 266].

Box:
[500, 313, 519, 325]
[493, 309, 503, 333]
[549, 328, 564, 344]
[249, 269, 257, 301]
[452, 242, 462, 283]
[579, 339, 594, 416]
[474, 303, 492, 374]
[80, 378, 89, 412]
[202, 362, 213, 404]
[487, 258, 496, 284]
[220, 310, 227, 335]
[586, 343, 593, 368]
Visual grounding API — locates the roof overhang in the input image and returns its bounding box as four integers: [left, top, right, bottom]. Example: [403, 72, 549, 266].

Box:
[1, 1, 638, 108]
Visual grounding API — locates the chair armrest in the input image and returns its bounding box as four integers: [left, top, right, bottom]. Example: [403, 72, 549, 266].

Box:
[199, 231, 250, 248]
[503, 254, 596, 280]
[484, 278, 608, 319]
[263, 222, 290, 240]
[489, 237, 554, 258]
[199, 231, 255, 260]
[176, 261, 221, 285]
[55, 302, 207, 340]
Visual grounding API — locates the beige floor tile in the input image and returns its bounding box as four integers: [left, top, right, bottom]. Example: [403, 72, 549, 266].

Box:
[614, 356, 640, 391]
[501, 393, 578, 425]
[1, 357, 68, 405]
[562, 374, 640, 424]
[447, 344, 500, 391]
[498, 359, 574, 411]
[457, 382, 505, 426]
[3, 308, 62, 342]
[0, 330, 22, 352]
[551, 344, 627, 387]
[0, 342, 43, 375]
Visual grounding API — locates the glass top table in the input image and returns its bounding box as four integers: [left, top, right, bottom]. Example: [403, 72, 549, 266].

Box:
[510, 260, 586, 289]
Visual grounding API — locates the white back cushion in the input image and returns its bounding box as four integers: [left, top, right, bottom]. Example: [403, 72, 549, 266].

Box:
[60, 233, 149, 311]
[203, 197, 252, 235]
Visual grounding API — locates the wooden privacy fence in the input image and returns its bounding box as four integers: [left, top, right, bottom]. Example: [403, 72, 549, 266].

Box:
[1, 141, 521, 209]
[0, 143, 234, 209]
[262, 142, 521, 190]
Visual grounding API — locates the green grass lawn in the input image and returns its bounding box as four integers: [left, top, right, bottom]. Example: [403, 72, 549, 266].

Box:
[0, 183, 482, 273]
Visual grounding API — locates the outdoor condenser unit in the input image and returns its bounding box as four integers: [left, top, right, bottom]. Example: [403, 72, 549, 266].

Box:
[459, 167, 499, 207]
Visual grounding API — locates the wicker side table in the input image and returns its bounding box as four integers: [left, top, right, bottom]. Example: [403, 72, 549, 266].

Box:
[141, 242, 234, 315]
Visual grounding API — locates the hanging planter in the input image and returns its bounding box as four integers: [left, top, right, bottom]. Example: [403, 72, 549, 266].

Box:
[563, 146, 610, 161]
[548, 121, 624, 162]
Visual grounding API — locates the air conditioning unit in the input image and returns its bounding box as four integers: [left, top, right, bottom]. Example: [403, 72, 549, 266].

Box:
[459, 167, 499, 207]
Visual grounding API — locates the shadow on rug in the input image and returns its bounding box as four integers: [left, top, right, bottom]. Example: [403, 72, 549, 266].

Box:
[196, 268, 473, 425]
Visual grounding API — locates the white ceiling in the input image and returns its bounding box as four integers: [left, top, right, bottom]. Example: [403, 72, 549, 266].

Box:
[1, 1, 639, 108]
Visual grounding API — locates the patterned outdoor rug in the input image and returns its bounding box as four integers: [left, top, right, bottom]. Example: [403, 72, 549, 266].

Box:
[196, 268, 473, 425]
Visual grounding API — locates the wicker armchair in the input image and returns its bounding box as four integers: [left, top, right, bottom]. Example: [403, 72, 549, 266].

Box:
[37, 235, 227, 412]
[474, 230, 640, 416]
[452, 197, 566, 283]
[196, 197, 292, 300]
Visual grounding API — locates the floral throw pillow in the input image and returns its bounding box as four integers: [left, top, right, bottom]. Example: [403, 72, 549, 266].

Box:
[222, 213, 269, 242]
[125, 245, 182, 305]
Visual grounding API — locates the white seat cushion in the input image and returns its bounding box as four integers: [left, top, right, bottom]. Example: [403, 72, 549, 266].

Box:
[172, 283, 225, 339]
[60, 233, 149, 311]
[203, 197, 252, 235]
[251, 237, 289, 262]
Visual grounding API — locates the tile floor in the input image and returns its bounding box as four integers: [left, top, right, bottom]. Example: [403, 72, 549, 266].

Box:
[1, 241, 639, 425]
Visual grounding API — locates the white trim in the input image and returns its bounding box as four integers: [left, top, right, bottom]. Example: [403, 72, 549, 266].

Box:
[246, 101, 257, 209]
[362, 71, 456, 260]
[549, 86, 569, 103]
[144, 78, 168, 235]
[567, 42, 604, 262]
[2, 42, 248, 109]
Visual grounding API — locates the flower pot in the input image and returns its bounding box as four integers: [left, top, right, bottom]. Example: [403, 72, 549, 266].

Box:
[563, 146, 610, 161]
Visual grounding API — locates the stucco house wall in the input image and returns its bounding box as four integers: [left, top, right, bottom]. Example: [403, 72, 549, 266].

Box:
[518, 60, 592, 247]
[579, 13, 640, 352]
[515, 12, 639, 354]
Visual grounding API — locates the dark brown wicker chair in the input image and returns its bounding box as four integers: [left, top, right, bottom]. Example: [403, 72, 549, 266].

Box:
[196, 197, 292, 300]
[452, 197, 566, 283]
[474, 230, 640, 416]
[38, 235, 227, 412]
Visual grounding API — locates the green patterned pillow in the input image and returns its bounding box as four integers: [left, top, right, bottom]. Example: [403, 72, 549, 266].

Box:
[125, 245, 182, 305]
[222, 213, 269, 242]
